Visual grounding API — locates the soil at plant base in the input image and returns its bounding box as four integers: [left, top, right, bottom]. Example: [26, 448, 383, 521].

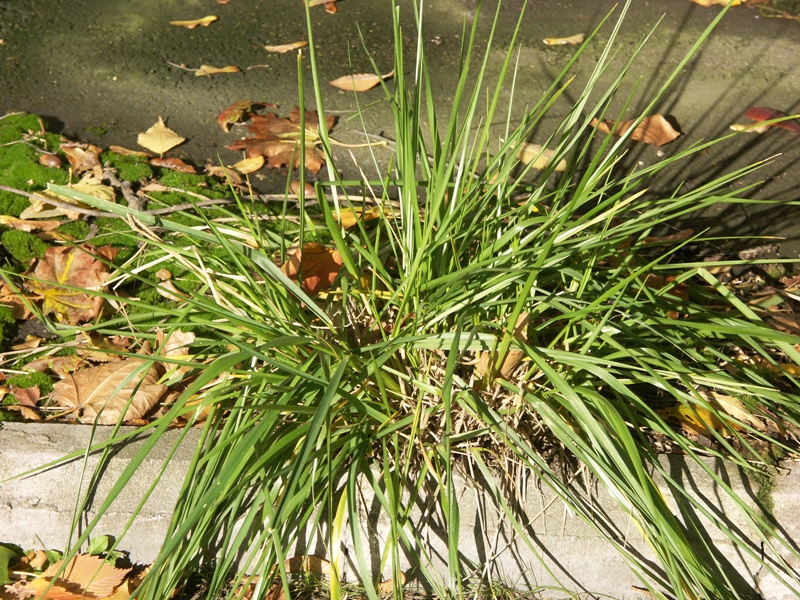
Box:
[1, 0, 799, 252]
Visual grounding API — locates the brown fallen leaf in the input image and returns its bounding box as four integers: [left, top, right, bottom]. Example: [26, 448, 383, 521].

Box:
[376, 571, 407, 595]
[284, 555, 331, 576]
[475, 312, 529, 380]
[741, 106, 800, 134]
[543, 33, 585, 45]
[26, 244, 118, 325]
[150, 157, 197, 173]
[329, 69, 394, 92]
[170, 15, 218, 28]
[332, 206, 389, 229]
[216, 100, 271, 132]
[11, 385, 40, 408]
[264, 41, 308, 53]
[61, 143, 103, 177]
[0, 215, 62, 232]
[205, 164, 244, 184]
[196, 64, 241, 77]
[225, 105, 336, 174]
[52, 357, 167, 424]
[281, 243, 344, 295]
[20, 554, 130, 599]
[108, 145, 151, 157]
[516, 143, 567, 171]
[137, 117, 186, 155]
[307, 0, 338, 10]
[20, 177, 115, 220]
[590, 114, 681, 147]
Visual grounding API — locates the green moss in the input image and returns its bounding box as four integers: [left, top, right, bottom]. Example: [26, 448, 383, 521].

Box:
[7, 371, 54, 395]
[0, 305, 17, 350]
[101, 152, 153, 182]
[1, 230, 48, 264]
[86, 126, 107, 137]
[0, 116, 69, 215]
[55, 220, 91, 241]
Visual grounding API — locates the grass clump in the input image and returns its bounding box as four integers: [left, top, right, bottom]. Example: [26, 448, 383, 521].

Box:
[10, 2, 800, 600]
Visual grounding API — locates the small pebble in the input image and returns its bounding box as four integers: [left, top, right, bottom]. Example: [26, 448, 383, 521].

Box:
[38, 153, 62, 168]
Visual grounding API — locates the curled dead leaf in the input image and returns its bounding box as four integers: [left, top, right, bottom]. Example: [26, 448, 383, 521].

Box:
[170, 15, 218, 28]
[264, 41, 308, 53]
[196, 64, 241, 77]
[543, 33, 585, 45]
[741, 106, 800, 134]
[232, 155, 265, 174]
[590, 114, 681, 147]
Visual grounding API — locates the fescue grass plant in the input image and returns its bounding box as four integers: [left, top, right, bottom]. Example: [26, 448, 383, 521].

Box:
[11, 1, 800, 599]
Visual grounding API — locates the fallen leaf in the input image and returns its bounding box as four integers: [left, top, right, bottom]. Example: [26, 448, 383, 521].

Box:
[284, 556, 331, 576]
[0, 280, 31, 319]
[26, 245, 118, 325]
[205, 164, 244, 184]
[195, 64, 241, 77]
[150, 157, 197, 173]
[0, 215, 62, 232]
[376, 571, 406, 595]
[516, 143, 567, 171]
[231, 155, 265, 174]
[11, 386, 39, 408]
[475, 312, 529, 380]
[60, 144, 103, 176]
[20, 554, 130, 599]
[281, 243, 344, 295]
[137, 117, 186, 155]
[170, 15, 218, 28]
[24, 354, 83, 377]
[264, 41, 308, 53]
[590, 114, 681, 147]
[108, 145, 151, 157]
[160, 328, 196, 358]
[307, 0, 338, 10]
[216, 100, 270, 132]
[52, 357, 167, 424]
[328, 69, 394, 92]
[289, 180, 315, 197]
[689, 0, 743, 5]
[543, 33, 585, 45]
[225, 105, 336, 174]
[741, 106, 800, 134]
[21, 177, 116, 220]
[699, 389, 765, 432]
[332, 206, 389, 229]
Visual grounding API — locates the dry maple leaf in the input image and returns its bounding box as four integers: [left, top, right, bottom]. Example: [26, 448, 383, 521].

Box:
[590, 114, 681, 147]
[328, 69, 394, 92]
[137, 117, 186, 155]
[52, 357, 167, 424]
[169, 15, 218, 28]
[20, 554, 129, 600]
[225, 105, 336, 174]
[281, 243, 344, 295]
[26, 245, 118, 325]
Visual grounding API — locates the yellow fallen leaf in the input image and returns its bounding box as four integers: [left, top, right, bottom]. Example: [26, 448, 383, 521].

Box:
[729, 123, 770, 134]
[329, 69, 395, 92]
[333, 206, 388, 229]
[516, 143, 567, 171]
[264, 41, 308, 53]
[590, 114, 681, 147]
[543, 33, 585, 45]
[137, 117, 186, 155]
[170, 15, 218, 28]
[196, 64, 241, 77]
[232, 155, 265, 174]
[699, 390, 764, 432]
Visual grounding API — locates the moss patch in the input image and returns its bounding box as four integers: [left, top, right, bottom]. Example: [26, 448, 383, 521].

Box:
[1, 230, 48, 264]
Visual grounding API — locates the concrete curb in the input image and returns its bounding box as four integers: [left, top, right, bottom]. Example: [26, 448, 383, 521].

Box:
[1, 422, 799, 599]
